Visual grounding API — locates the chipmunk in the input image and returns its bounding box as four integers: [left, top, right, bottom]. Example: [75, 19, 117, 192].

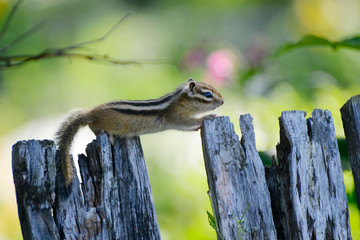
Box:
[56, 78, 224, 193]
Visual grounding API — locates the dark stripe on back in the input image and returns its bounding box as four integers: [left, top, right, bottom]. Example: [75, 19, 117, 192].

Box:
[110, 108, 165, 116]
[108, 89, 182, 107]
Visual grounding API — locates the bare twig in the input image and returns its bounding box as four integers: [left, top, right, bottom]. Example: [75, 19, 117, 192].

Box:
[0, 51, 173, 68]
[0, 3, 171, 69]
[40, 12, 131, 56]
[69, 12, 131, 48]
[0, 20, 45, 54]
[0, 0, 24, 41]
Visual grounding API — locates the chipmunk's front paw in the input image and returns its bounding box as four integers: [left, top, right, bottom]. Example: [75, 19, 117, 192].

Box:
[202, 114, 217, 121]
[192, 125, 202, 131]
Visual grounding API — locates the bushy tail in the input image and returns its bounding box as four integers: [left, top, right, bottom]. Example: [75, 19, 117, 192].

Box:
[55, 109, 90, 194]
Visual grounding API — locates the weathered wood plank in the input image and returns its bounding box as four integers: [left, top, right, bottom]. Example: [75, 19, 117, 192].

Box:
[201, 115, 277, 240]
[12, 133, 160, 240]
[13, 107, 354, 240]
[341, 94, 360, 209]
[266, 110, 351, 240]
[12, 140, 59, 240]
[57, 133, 161, 240]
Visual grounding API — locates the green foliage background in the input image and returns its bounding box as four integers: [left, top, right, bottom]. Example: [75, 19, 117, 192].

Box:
[0, 0, 360, 239]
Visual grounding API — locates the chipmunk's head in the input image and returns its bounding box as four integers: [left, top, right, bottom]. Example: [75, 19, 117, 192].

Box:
[183, 78, 224, 113]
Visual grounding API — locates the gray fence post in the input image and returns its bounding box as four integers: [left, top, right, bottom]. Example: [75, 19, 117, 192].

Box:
[267, 110, 351, 240]
[201, 110, 351, 240]
[12, 133, 160, 240]
[341, 94, 360, 209]
[13, 107, 354, 239]
[201, 115, 277, 240]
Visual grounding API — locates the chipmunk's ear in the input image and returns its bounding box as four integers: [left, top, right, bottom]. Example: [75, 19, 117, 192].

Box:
[188, 78, 196, 91]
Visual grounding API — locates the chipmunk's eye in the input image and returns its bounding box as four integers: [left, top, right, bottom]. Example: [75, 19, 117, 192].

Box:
[203, 91, 213, 98]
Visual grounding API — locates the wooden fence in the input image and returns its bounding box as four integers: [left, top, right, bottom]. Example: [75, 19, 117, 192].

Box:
[12, 95, 360, 240]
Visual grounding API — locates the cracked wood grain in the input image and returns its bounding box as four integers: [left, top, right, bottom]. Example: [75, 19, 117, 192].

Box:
[266, 110, 351, 240]
[12, 133, 160, 240]
[341, 95, 360, 210]
[201, 115, 277, 240]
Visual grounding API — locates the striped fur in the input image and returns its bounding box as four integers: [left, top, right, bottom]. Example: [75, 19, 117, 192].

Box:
[108, 88, 183, 108]
[110, 108, 165, 116]
[55, 79, 224, 195]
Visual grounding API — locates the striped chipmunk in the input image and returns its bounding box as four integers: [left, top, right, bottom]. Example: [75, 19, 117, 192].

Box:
[56, 78, 224, 193]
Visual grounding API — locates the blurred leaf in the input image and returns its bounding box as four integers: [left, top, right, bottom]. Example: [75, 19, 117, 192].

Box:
[274, 34, 360, 56]
[339, 36, 360, 49]
[233, 202, 250, 240]
[338, 138, 351, 171]
[259, 151, 272, 166]
[207, 209, 224, 240]
[206, 210, 217, 230]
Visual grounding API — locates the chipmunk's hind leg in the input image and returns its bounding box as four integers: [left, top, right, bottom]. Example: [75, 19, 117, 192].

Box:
[92, 129, 114, 145]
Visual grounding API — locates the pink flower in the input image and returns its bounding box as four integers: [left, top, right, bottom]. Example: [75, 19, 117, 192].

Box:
[205, 49, 237, 85]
